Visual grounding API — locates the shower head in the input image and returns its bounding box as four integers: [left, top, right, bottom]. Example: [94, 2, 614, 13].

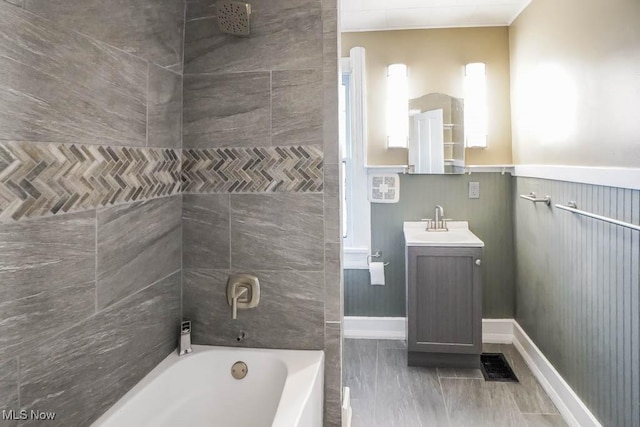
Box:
[216, 0, 251, 36]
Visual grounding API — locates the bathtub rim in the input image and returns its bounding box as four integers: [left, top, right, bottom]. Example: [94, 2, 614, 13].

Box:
[92, 344, 324, 427]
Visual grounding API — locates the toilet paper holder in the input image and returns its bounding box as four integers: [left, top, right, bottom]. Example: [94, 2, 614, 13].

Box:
[367, 250, 390, 266]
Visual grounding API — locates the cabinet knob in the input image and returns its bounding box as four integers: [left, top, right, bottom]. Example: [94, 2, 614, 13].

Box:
[475, 259, 482, 266]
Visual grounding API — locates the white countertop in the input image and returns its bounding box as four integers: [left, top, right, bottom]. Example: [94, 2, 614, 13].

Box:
[403, 221, 485, 248]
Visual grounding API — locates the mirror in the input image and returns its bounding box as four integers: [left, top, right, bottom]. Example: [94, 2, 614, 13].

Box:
[408, 93, 464, 174]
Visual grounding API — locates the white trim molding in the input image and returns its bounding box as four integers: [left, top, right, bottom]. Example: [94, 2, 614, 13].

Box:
[342, 387, 352, 427]
[343, 317, 515, 343]
[465, 165, 514, 174]
[481, 318, 514, 343]
[342, 47, 371, 256]
[514, 164, 640, 190]
[343, 316, 406, 339]
[512, 321, 602, 427]
[364, 165, 516, 174]
[356, 164, 640, 190]
[343, 247, 369, 269]
[343, 317, 601, 427]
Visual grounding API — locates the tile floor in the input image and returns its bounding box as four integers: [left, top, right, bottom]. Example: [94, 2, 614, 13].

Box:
[344, 339, 568, 427]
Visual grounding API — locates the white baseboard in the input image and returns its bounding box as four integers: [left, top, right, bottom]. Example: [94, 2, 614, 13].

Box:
[343, 316, 405, 339]
[341, 387, 352, 427]
[343, 316, 514, 343]
[481, 318, 515, 343]
[512, 321, 602, 427]
[343, 316, 601, 427]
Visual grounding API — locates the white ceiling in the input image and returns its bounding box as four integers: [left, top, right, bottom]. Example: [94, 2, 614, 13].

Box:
[340, 0, 532, 32]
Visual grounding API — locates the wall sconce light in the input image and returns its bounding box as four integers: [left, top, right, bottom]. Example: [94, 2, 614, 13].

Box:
[386, 63, 408, 148]
[464, 62, 487, 148]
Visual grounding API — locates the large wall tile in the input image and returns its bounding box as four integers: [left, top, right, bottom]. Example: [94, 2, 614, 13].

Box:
[325, 242, 342, 322]
[148, 65, 182, 149]
[186, 0, 215, 21]
[183, 194, 230, 269]
[230, 193, 324, 271]
[184, 0, 322, 73]
[322, 0, 338, 70]
[322, 0, 339, 166]
[20, 272, 181, 427]
[97, 196, 181, 310]
[23, 0, 185, 70]
[0, 212, 95, 360]
[183, 269, 324, 350]
[183, 72, 270, 149]
[272, 70, 323, 146]
[324, 322, 342, 427]
[0, 3, 147, 146]
[0, 358, 19, 410]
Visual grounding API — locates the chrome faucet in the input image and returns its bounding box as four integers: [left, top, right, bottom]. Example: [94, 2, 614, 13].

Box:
[435, 205, 444, 228]
[179, 321, 192, 356]
[425, 205, 448, 231]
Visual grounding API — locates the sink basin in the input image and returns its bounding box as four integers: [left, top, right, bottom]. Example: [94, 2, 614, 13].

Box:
[403, 221, 484, 247]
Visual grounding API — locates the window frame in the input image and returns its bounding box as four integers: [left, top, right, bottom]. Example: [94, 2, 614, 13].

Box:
[340, 47, 371, 269]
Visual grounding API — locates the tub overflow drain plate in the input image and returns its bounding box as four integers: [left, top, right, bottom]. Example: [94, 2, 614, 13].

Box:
[231, 361, 248, 380]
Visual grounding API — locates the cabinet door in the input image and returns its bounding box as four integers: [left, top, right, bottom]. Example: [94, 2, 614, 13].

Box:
[407, 247, 482, 354]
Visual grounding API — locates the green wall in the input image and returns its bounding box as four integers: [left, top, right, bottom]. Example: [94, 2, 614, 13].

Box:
[345, 172, 515, 318]
[514, 177, 639, 426]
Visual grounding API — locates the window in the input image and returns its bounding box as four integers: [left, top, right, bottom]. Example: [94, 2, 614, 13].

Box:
[340, 72, 350, 238]
[340, 47, 371, 269]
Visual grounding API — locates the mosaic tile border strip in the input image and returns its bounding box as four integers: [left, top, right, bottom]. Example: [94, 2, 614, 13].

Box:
[0, 143, 323, 222]
[182, 146, 324, 193]
[0, 141, 181, 222]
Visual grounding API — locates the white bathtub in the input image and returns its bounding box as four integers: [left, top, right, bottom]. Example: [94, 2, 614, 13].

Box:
[92, 345, 324, 427]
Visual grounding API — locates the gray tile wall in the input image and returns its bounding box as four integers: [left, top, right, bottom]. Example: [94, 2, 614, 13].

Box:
[182, 1, 342, 426]
[1, 0, 342, 423]
[322, 1, 343, 423]
[0, 198, 183, 425]
[0, 0, 185, 424]
[0, 1, 184, 223]
[96, 197, 182, 310]
[514, 177, 640, 427]
[0, 2, 183, 148]
[183, 72, 271, 148]
[345, 173, 515, 318]
[22, 0, 185, 70]
[21, 272, 181, 427]
[183, 269, 325, 349]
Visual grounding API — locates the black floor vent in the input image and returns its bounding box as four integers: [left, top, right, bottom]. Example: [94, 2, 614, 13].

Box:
[480, 353, 519, 382]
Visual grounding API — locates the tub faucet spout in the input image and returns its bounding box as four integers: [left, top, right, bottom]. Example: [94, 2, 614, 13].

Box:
[179, 321, 192, 356]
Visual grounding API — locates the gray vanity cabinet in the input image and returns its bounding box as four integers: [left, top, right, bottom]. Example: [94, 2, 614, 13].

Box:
[406, 246, 482, 368]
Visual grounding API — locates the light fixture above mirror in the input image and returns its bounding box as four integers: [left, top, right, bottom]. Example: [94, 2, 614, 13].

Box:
[464, 62, 488, 148]
[386, 63, 409, 148]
